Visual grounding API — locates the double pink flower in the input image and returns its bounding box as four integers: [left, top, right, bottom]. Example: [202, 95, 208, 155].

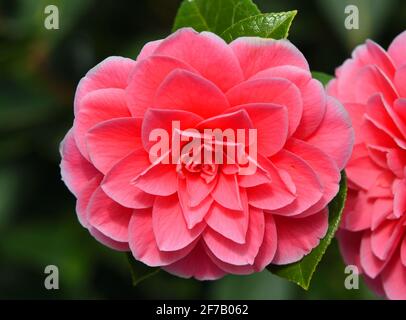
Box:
[329, 31, 406, 299]
[60, 28, 353, 280]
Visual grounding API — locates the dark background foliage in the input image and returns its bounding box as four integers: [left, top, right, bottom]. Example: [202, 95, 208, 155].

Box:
[0, 0, 404, 299]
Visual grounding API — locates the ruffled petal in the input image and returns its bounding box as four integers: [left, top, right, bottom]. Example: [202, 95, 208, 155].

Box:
[73, 88, 131, 159]
[152, 195, 205, 251]
[87, 187, 132, 242]
[153, 69, 230, 118]
[272, 208, 328, 264]
[129, 209, 196, 267]
[154, 28, 244, 91]
[126, 55, 196, 117]
[226, 78, 303, 136]
[306, 96, 354, 170]
[74, 56, 136, 114]
[388, 30, 406, 68]
[225, 103, 288, 157]
[101, 149, 155, 208]
[87, 117, 142, 174]
[204, 206, 265, 266]
[230, 37, 309, 79]
[60, 130, 99, 197]
[163, 241, 226, 280]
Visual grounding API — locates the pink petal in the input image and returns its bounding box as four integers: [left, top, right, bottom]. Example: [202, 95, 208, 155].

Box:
[285, 139, 340, 217]
[388, 30, 406, 68]
[205, 193, 249, 244]
[394, 65, 406, 97]
[342, 189, 372, 231]
[60, 129, 99, 197]
[204, 245, 254, 275]
[250, 65, 326, 138]
[87, 117, 142, 174]
[185, 173, 216, 207]
[306, 96, 354, 170]
[163, 241, 226, 280]
[196, 109, 253, 132]
[102, 149, 155, 208]
[126, 55, 196, 117]
[393, 98, 406, 126]
[360, 231, 386, 279]
[253, 213, 278, 271]
[74, 56, 136, 114]
[250, 65, 311, 86]
[326, 78, 339, 97]
[76, 175, 102, 228]
[355, 65, 398, 105]
[387, 148, 406, 178]
[132, 163, 178, 196]
[73, 88, 131, 159]
[271, 150, 323, 216]
[366, 94, 406, 141]
[87, 187, 132, 242]
[272, 208, 328, 265]
[238, 165, 272, 188]
[204, 206, 265, 266]
[230, 37, 309, 79]
[226, 78, 303, 136]
[225, 103, 288, 157]
[89, 227, 129, 252]
[141, 108, 203, 152]
[382, 252, 406, 300]
[336, 229, 362, 269]
[136, 39, 163, 60]
[371, 198, 393, 231]
[211, 173, 243, 211]
[371, 219, 404, 260]
[294, 79, 327, 139]
[334, 41, 395, 101]
[401, 236, 406, 267]
[153, 69, 230, 118]
[367, 144, 390, 169]
[363, 118, 397, 149]
[154, 28, 244, 92]
[152, 195, 205, 251]
[393, 179, 406, 218]
[178, 177, 214, 229]
[346, 155, 383, 190]
[359, 40, 396, 77]
[128, 209, 196, 267]
[344, 103, 367, 145]
[247, 155, 296, 210]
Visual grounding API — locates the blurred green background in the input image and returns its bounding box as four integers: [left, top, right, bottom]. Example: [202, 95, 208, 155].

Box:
[0, 0, 404, 299]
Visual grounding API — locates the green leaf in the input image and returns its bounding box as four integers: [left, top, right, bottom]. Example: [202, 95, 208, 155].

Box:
[173, 0, 260, 34]
[312, 71, 334, 87]
[126, 252, 160, 286]
[221, 11, 297, 42]
[268, 172, 348, 290]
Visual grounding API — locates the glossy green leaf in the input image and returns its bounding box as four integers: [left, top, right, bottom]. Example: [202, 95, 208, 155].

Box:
[221, 11, 297, 42]
[173, 0, 260, 34]
[312, 71, 334, 87]
[268, 172, 348, 290]
[126, 253, 160, 286]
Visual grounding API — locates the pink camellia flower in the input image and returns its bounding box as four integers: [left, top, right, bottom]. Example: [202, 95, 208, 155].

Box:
[60, 28, 353, 280]
[328, 31, 406, 299]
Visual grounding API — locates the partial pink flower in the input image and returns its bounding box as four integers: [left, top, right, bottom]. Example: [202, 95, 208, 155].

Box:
[60, 28, 353, 280]
[329, 31, 406, 299]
